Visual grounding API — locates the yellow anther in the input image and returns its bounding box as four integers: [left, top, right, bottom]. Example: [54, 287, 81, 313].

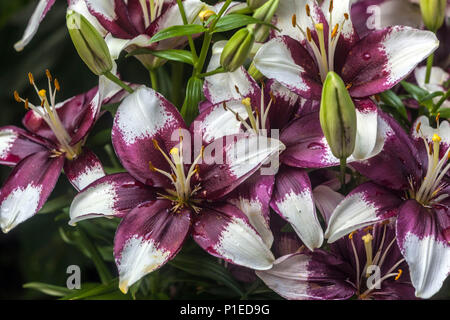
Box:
[28, 72, 34, 85]
[171, 173, 177, 182]
[416, 122, 422, 133]
[152, 139, 160, 150]
[362, 233, 373, 244]
[436, 113, 440, 124]
[344, 13, 349, 20]
[13, 91, 21, 103]
[24, 99, 29, 110]
[346, 82, 353, 89]
[363, 226, 374, 233]
[149, 161, 157, 172]
[46, 69, 52, 81]
[292, 14, 297, 28]
[306, 27, 312, 42]
[199, 9, 215, 21]
[395, 269, 403, 281]
[329, 0, 334, 13]
[432, 134, 442, 143]
[170, 147, 179, 156]
[315, 23, 324, 32]
[349, 231, 356, 240]
[38, 89, 47, 98]
[242, 97, 252, 108]
[222, 102, 228, 111]
[54, 79, 60, 91]
[331, 23, 339, 39]
[305, 4, 311, 17]
[200, 145, 205, 159]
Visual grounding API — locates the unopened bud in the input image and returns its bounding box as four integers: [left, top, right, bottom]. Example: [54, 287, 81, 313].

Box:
[250, 0, 279, 42]
[319, 72, 357, 160]
[220, 28, 255, 72]
[248, 62, 264, 81]
[247, 0, 270, 10]
[66, 10, 113, 76]
[420, 0, 447, 32]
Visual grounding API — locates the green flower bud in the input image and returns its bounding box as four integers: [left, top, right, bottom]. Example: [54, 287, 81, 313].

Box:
[220, 28, 255, 72]
[248, 62, 264, 81]
[66, 10, 113, 76]
[250, 0, 279, 42]
[420, 0, 447, 32]
[319, 72, 357, 160]
[247, 0, 270, 10]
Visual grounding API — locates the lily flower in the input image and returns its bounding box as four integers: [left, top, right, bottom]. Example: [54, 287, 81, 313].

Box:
[415, 66, 450, 109]
[193, 41, 390, 251]
[0, 70, 126, 233]
[257, 220, 417, 300]
[324, 114, 450, 298]
[68, 86, 285, 293]
[252, 0, 438, 100]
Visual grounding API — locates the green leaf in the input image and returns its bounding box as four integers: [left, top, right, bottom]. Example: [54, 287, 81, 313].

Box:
[379, 90, 408, 121]
[169, 254, 244, 297]
[60, 279, 121, 300]
[23, 282, 72, 297]
[149, 24, 205, 43]
[419, 91, 444, 103]
[437, 107, 450, 119]
[401, 81, 429, 101]
[127, 48, 194, 65]
[213, 14, 278, 33]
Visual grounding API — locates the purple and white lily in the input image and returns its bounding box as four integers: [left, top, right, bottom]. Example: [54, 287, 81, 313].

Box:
[257, 220, 417, 300]
[69, 86, 285, 293]
[194, 41, 390, 251]
[324, 114, 450, 298]
[0, 70, 126, 233]
[253, 0, 438, 99]
[415, 66, 450, 109]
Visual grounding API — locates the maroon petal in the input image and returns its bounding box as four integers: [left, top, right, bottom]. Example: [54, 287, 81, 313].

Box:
[256, 251, 356, 300]
[114, 199, 191, 293]
[396, 200, 450, 299]
[112, 86, 187, 187]
[69, 172, 156, 225]
[342, 26, 438, 98]
[265, 80, 302, 130]
[270, 166, 324, 250]
[0, 126, 50, 166]
[193, 203, 275, 270]
[64, 148, 105, 191]
[0, 151, 64, 233]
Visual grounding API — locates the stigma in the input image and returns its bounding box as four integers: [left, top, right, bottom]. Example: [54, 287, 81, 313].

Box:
[292, 0, 349, 82]
[150, 136, 204, 213]
[14, 71, 80, 160]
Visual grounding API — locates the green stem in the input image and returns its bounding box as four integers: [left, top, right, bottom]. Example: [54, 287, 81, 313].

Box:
[104, 71, 134, 94]
[176, 0, 198, 62]
[77, 228, 112, 285]
[425, 53, 434, 84]
[171, 62, 184, 106]
[198, 67, 225, 78]
[340, 158, 347, 193]
[195, 32, 213, 75]
[433, 89, 450, 112]
[149, 68, 158, 92]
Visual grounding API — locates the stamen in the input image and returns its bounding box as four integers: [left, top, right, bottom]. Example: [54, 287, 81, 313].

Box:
[306, 27, 312, 42]
[54, 79, 60, 91]
[416, 122, 422, 133]
[329, 0, 334, 13]
[331, 24, 339, 39]
[13, 91, 21, 102]
[315, 23, 329, 80]
[292, 14, 297, 28]
[362, 233, 374, 278]
[28, 72, 34, 85]
[38, 89, 47, 99]
[394, 269, 403, 281]
[24, 99, 29, 110]
[305, 4, 311, 17]
[45, 69, 52, 81]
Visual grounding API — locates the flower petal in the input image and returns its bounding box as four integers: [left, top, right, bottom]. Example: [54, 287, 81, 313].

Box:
[325, 182, 402, 243]
[14, 0, 56, 51]
[313, 185, 345, 226]
[254, 36, 323, 100]
[69, 173, 156, 225]
[64, 148, 105, 191]
[342, 26, 439, 98]
[227, 174, 275, 248]
[193, 203, 275, 270]
[0, 151, 64, 233]
[199, 134, 285, 199]
[270, 167, 323, 251]
[112, 86, 187, 187]
[412, 116, 450, 156]
[114, 200, 191, 293]
[256, 251, 355, 300]
[0, 126, 49, 166]
[203, 41, 260, 105]
[265, 80, 302, 130]
[396, 200, 450, 299]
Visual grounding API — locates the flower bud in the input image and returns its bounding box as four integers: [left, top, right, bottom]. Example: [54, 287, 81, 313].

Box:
[247, 0, 270, 10]
[66, 10, 113, 76]
[220, 28, 255, 72]
[250, 0, 279, 42]
[419, 0, 447, 32]
[319, 72, 357, 160]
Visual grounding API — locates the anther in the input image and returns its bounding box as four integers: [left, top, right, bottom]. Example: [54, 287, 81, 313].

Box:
[28, 72, 34, 85]
[305, 4, 311, 17]
[346, 83, 353, 89]
[38, 89, 47, 99]
[46, 69, 52, 81]
[54, 79, 60, 91]
[242, 97, 252, 108]
[152, 139, 160, 150]
[363, 226, 374, 233]
[306, 27, 312, 42]
[13, 91, 21, 103]
[331, 24, 339, 39]
[394, 269, 403, 281]
[349, 231, 356, 239]
[235, 85, 241, 95]
[149, 161, 157, 172]
[416, 122, 422, 133]
[222, 102, 228, 111]
[292, 14, 297, 28]
[344, 13, 349, 20]
[329, 0, 334, 13]
[436, 113, 440, 124]
[24, 99, 29, 110]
